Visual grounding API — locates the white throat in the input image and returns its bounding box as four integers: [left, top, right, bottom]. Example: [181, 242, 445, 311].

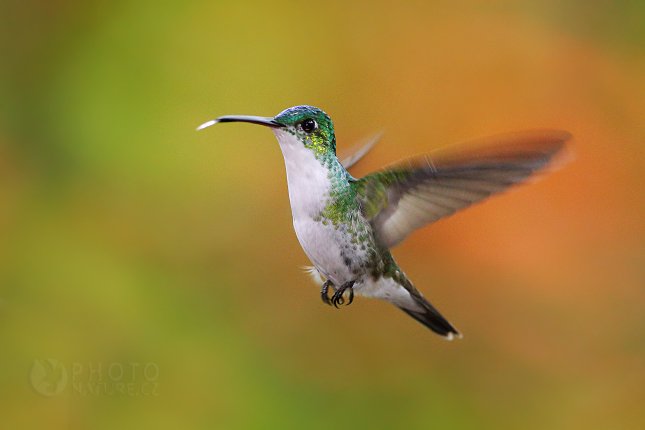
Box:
[272, 129, 331, 219]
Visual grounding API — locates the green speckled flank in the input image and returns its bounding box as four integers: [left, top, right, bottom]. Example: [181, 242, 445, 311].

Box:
[314, 157, 402, 279]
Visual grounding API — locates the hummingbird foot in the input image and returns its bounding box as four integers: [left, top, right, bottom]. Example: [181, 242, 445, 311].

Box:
[331, 280, 355, 308]
[321, 280, 333, 306]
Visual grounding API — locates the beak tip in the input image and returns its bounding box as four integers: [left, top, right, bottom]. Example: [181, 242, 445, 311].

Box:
[196, 119, 217, 131]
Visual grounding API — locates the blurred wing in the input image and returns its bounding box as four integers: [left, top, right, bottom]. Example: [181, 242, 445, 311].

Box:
[339, 132, 383, 170]
[356, 129, 572, 249]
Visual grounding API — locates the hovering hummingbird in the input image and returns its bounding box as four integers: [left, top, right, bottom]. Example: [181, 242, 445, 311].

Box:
[197, 106, 570, 339]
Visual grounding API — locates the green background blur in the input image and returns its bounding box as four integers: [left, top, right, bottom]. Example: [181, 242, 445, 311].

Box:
[2, 1, 645, 429]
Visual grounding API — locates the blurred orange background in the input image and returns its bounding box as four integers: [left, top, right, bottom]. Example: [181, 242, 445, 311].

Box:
[1, 1, 644, 429]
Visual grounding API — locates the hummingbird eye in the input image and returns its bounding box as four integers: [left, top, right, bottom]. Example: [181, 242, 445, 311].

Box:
[301, 118, 317, 133]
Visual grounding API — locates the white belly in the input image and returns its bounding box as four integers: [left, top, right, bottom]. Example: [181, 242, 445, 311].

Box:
[293, 217, 368, 285]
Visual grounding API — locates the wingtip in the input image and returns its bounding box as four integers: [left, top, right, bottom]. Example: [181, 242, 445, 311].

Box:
[338, 130, 384, 169]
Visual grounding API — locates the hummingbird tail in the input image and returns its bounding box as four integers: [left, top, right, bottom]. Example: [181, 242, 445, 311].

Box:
[397, 295, 462, 340]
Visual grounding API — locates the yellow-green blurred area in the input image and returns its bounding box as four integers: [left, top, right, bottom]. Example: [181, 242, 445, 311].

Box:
[2, 0, 645, 428]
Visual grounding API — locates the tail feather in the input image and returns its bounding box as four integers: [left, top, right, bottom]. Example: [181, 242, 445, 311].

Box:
[398, 295, 462, 340]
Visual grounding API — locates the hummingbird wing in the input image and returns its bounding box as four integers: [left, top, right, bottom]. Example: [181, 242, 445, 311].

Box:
[356, 129, 571, 249]
[338, 132, 383, 170]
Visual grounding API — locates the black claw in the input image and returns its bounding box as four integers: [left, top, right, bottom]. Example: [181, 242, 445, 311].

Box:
[333, 293, 344, 308]
[331, 280, 355, 309]
[321, 280, 333, 306]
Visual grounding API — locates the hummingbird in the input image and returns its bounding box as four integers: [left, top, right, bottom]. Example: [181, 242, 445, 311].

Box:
[197, 106, 570, 339]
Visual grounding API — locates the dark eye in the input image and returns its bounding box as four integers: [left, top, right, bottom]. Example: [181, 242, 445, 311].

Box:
[301, 118, 316, 133]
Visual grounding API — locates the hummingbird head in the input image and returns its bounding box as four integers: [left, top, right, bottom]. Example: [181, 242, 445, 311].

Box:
[197, 105, 337, 158]
[272, 105, 336, 155]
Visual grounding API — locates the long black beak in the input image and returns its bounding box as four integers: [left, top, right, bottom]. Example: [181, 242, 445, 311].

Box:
[197, 115, 284, 131]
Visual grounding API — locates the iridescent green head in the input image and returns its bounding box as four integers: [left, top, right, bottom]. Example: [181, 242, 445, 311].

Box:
[196, 105, 337, 157]
[273, 105, 336, 155]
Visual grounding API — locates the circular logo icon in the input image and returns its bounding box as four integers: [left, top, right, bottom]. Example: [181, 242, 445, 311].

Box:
[30, 359, 67, 396]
